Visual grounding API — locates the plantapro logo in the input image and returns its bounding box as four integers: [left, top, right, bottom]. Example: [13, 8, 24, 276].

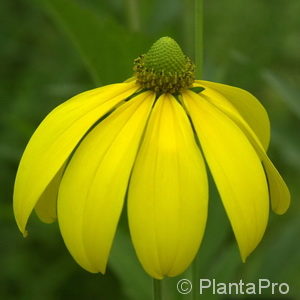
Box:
[199, 279, 289, 295]
[177, 278, 291, 296]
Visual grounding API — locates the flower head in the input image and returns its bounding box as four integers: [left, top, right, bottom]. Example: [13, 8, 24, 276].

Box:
[134, 36, 195, 93]
[13, 37, 290, 279]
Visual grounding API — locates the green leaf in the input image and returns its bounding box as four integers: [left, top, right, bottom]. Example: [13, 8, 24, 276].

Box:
[36, 0, 150, 85]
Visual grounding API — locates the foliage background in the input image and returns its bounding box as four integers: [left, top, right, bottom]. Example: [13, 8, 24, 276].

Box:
[1, 0, 299, 299]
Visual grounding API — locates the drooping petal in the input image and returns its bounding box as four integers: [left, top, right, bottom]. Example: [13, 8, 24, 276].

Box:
[34, 166, 65, 224]
[128, 94, 208, 279]
[58, 91, 155, 273]
[13, 81, 138, 234]
[182, 90, 269, 261]
[194, 80, 270, 150]
[199, 89, 290, 214]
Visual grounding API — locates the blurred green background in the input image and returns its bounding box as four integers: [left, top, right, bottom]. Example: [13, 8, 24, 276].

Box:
[1, 0, 299, 299]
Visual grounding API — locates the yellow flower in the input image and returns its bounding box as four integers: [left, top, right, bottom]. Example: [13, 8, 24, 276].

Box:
[13, 37, 290, 279]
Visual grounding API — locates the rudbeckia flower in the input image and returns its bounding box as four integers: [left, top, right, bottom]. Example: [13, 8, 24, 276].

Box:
[13, 37, 290, 279]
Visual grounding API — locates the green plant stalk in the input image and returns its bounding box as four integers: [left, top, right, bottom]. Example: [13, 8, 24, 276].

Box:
[125, 0, 140, 32]
[183, 0, 195, 58]
[192, 1, 204, 299]
[192, 256, 199, 300]
[153, 279, 162, 300]
[194, 0, 203, 79]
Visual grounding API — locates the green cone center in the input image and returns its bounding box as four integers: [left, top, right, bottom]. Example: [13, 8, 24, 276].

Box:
[144, 37, 187, 74]
[133, 37, 195, 94]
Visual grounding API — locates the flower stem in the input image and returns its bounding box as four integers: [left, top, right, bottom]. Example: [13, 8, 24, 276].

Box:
[192, 255, 199, 300]
[183, 0, 194, 58]
[191, 1, 204, 299]
[194, 0, 204, 79]
[125, 0, 140, 32]
[152, 279, 162, 300]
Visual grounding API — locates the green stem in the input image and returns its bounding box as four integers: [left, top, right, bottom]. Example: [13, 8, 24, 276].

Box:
[152, 279, 162, 300]
[191, 3, 204, 299]
[194, 0, 204, 79]
[183, 0, 194, 58]
[125, 0, 140, 32]
[192, 254, 199, 300]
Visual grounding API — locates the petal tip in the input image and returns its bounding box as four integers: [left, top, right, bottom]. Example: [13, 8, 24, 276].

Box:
[272, 204, 290, 215]
[271, 183, 291, 215]
[14, 216, 27, 237]
[241, 255, 247, 263]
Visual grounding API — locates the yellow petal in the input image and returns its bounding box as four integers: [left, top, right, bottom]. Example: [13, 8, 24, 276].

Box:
[182, 90, 269, 261]
[128, 94, 208, 279]
[58, 91, 155, 273]
[200, 89, 290, 214]
[195, 80, 270, 150]
[34, 166, 64, 224]
[13, 82, 138, 234]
